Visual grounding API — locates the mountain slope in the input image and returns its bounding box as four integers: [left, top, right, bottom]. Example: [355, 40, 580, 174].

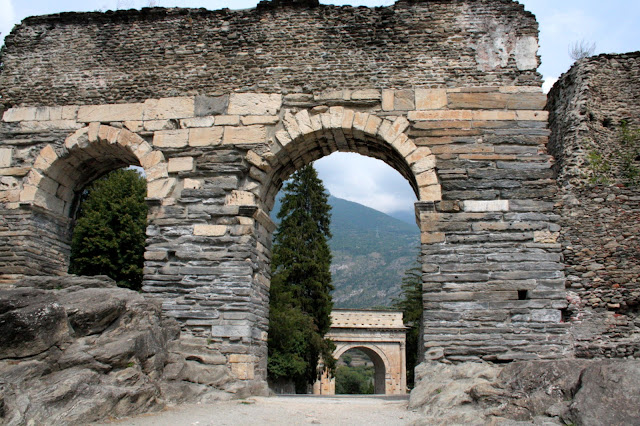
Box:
[272, 195, 420, 308]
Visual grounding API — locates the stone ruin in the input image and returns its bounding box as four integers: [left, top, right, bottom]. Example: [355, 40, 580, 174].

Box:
[0, 2, 638, 421]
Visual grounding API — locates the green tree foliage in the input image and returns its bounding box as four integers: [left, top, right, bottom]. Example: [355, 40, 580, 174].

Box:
[69, 169, 148, 290]
[393, 260, 423, 388]
[268, 164, 336, 392]
[335, 364, 375, 395]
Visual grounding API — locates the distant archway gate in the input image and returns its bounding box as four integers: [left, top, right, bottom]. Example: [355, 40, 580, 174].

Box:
[0, 2, 568, 386]
[314, 310, 407, 395]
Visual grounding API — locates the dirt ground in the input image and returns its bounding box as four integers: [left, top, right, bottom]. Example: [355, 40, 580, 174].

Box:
[95, 395, 422, 426]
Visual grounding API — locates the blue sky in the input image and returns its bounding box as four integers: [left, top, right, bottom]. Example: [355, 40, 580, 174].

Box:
[1, 0, 639, 217]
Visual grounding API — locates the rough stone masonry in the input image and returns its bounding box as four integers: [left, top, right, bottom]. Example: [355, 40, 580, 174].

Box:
[0, 0, 567, 383]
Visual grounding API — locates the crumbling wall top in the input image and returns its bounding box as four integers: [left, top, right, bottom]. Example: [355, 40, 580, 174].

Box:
[0, 0, 541, 108]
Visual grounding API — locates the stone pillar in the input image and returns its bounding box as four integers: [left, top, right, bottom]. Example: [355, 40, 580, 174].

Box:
[417, 197, 569, 363]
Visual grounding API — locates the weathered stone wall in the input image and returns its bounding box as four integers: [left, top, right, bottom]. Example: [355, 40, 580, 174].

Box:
[0, 1, 567, 382]
[547, 52, 640, 186]
[0, 0, 541, 108]
[547, 53, 640, 358]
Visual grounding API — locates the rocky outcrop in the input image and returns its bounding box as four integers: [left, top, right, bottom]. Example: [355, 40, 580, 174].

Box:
[0, 275, 257, 426]
[409, 359, 640, 425]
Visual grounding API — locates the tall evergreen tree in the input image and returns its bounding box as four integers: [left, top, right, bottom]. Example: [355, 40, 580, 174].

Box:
[268, 164, 335, 391]
[393, 260, 423, 388]
[69, 168, 148, 290]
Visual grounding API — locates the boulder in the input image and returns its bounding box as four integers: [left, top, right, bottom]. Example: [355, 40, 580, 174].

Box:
[0, 275, 238, 425]
[409, 359, 640, 425]
[566, 360, 640, 426]
[0, 288, 69, 359]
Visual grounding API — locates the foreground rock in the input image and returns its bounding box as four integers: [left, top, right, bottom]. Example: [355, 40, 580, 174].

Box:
[0, 275, 261, 425]
[409, 359, 640, 425]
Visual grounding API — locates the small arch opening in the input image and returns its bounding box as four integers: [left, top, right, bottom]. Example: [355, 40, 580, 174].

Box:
[335, 347, 386, 395]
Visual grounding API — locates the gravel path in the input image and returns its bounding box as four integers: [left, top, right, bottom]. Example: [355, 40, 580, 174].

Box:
[96, 395, 422, 426]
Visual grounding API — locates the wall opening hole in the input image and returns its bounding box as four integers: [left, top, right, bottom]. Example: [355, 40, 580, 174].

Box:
[518, 290, 529, 300]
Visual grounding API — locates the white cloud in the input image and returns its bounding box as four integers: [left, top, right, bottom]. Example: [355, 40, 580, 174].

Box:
[314, 153, 416, 215]
[542, 76, 558, 93]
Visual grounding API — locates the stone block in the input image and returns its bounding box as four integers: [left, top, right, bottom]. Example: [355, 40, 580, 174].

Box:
[534, 230, 559, 244]
[406, 146, 433, 164]
[275, 129, 293, 147]
[98, 125, 121, 144]
[228, 93, 282, 115]
[61, 105, 79, 120]
[77, 103, 145, 122]
[140, 150, 165, 169]
[181, 116, 215, 128]
[144, 251, 168, 261]
[189, 127, 223, 147]
[167, 157, 194, 173]
[0, 148, 13, 168]
[153, 130, 189, 148]
[351, 89, 380, 100]
[516, 111, 549, 121]
[295, 109, 314, 135]
[422, 232, 445, 244]
[226, 190, 256, 206]
[415, 89, 448, 110]
[231, 361, 255, 380]
[0, 167, 29, 177]
[241, 115, 279, 125]
[213, 115, 240, 126]
[142, 120, 173, 131]
[416, 171, 439, 187]
[392, 134, 417, 157]
[19, 120, 82, 131]
[246, 150, 270, 171]
[195, 94, 229, 116]
[147, 178, 176, 198]
[382, 90, 394, 111]
[315, 90, 345, 101]
[419, 184, 442, 201]
[283, 111, 303, 140]
[183, 178, 202, 189]
[222, 125, 267, 144]
[448, 92, 508, 109]
[193, 225, 228, 237]
[123, 121, 143, 132]
[364, 115, 382, 136]
[143, 97, 194, 120]
[394, 89, 415, 110]
[2, 107, 38, 122]
[462, 200, 510, 212]
[411, 155, 437, 174]
[33, 145, 59, 171]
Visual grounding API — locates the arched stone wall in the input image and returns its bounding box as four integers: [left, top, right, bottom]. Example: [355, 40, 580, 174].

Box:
[10, 124, 169, 276]
[0, 1, 569, 386]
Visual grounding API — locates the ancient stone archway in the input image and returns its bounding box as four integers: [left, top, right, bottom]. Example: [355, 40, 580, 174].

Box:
[0, 1, 569, 385]
[314, 310, 407, 395]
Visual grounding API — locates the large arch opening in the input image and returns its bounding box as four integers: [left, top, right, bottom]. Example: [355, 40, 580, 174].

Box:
[18, 124, 170, 277]
[258, 108, 435, 392]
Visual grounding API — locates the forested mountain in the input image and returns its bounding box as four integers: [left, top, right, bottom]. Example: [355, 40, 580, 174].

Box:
[272, 195, 420, 308]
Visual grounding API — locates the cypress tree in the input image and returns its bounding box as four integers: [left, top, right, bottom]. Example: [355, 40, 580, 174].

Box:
[69, 168, 148, 290]
[268, 164, 335, 391]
